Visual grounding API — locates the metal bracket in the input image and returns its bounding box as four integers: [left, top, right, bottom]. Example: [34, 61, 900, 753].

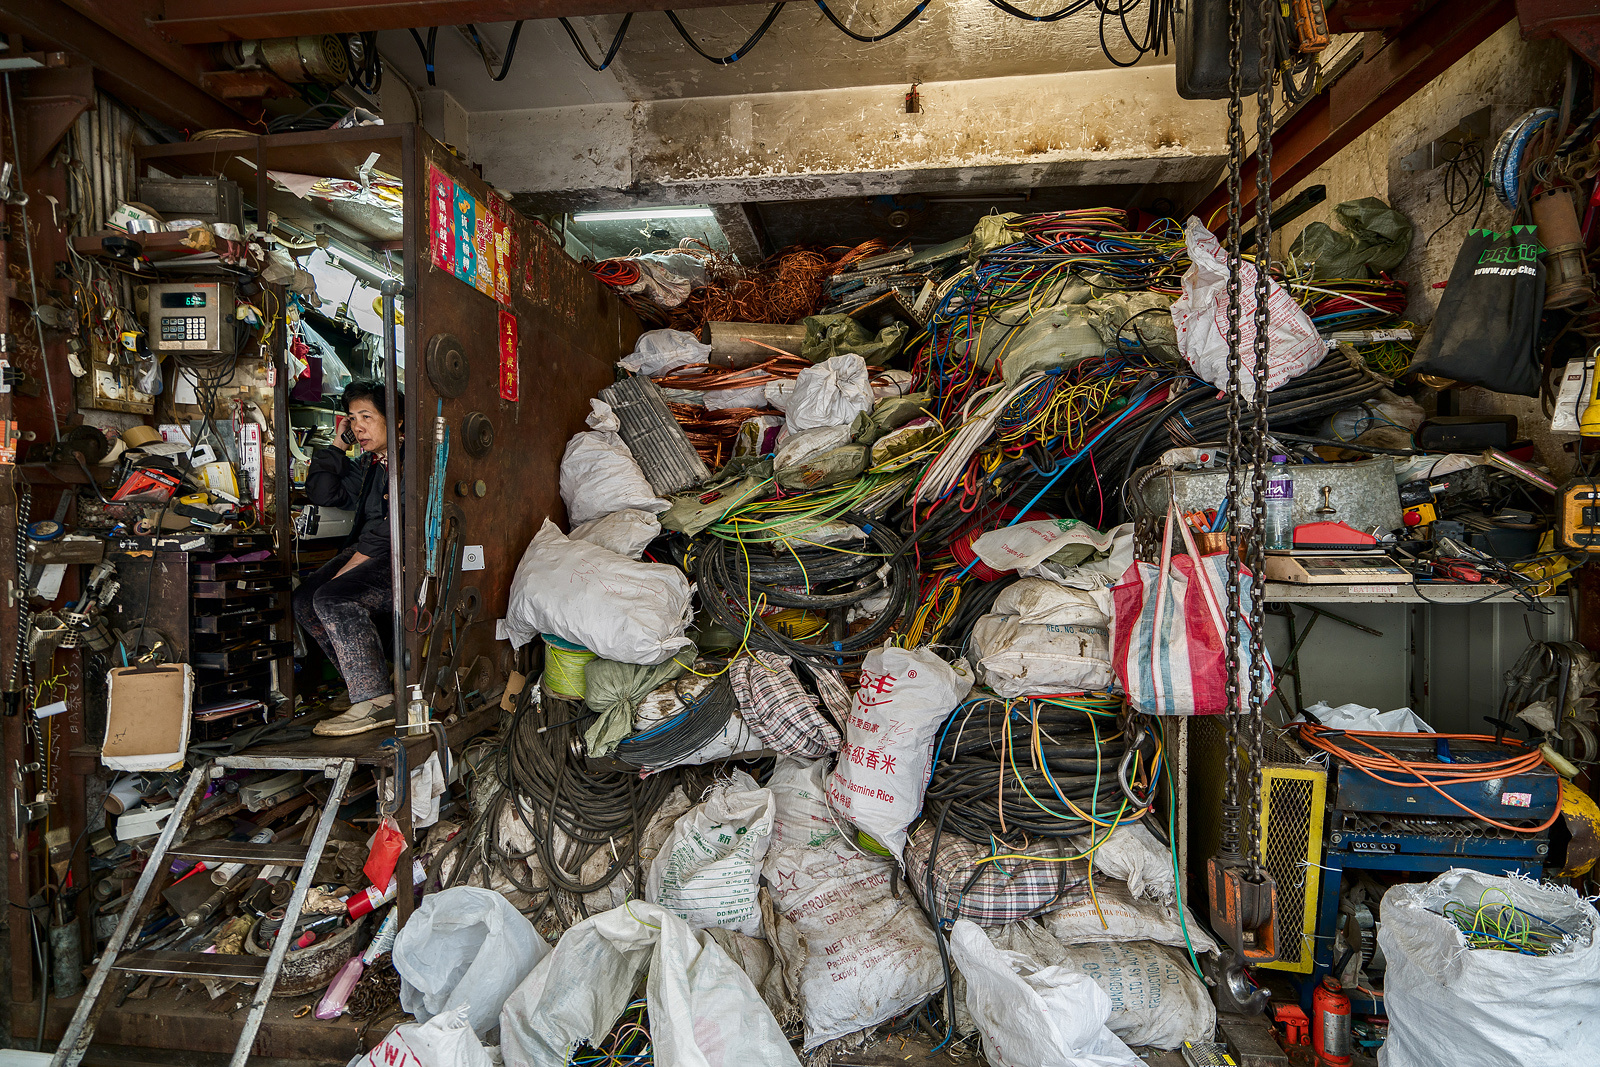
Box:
[1400, 106, 1492, 171]
[11, 62, 93, 174]
[1204, 948, 1272, 1016]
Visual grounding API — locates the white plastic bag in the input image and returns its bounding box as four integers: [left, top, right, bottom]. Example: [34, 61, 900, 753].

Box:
[559, 401, 669, 527]
[1071, 822, 1176, 904]
[784, 353, 874, 432]
[568, 509, 661, 559]
[771, 424, 852, 472]
[499, 901, 799, 1067]
[392, 887, 549, 1037]
[971, 518, 1120, 574]
[1051, 940, 1215, 1051]
[647, 770, 775, 936]
[1024, 523, 1137, 589]
[826, 646, 974, 860]
[702, 384, 771, 410]
[993, 578, 1113, 627]
[503, 520, 693, 664]
[970, 615, 1114, 697]
[765, 763, 945, 1050]
[1378, 870, 1600, 1067]
[1303, 700, 1433, 734]
[1046, 878, 1216, 954]
[948, 919, 1142, 1067]
[983, 924, 1214, 1051]
[354, 1007, 492, 1067]
[766, 757, 841, 852]
[618, 328, 711, 377]
[1170, 216, 1324, 399]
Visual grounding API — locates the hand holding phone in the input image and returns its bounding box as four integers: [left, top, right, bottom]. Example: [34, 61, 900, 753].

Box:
[336, 415, 355, 447]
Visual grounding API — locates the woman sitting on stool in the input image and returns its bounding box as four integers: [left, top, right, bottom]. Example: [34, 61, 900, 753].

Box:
[294, 380, 402, 737]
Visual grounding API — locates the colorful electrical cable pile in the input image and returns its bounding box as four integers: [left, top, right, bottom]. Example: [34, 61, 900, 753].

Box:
[568, 998, 652, 1067]
[1441, 890, 1581, 956]
[1290, 275, 1410, 332]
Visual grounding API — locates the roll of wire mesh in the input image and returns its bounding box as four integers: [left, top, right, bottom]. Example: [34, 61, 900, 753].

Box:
[541, 634, 595, 699]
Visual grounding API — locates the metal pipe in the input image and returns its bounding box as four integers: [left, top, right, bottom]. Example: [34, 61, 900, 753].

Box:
[381, 280, 405, 734]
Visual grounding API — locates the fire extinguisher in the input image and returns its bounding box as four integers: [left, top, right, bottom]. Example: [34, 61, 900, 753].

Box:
[1313, 976, 1352, 1066]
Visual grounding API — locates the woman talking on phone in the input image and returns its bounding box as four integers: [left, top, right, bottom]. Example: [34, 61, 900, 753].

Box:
[293, 380, 403, 736]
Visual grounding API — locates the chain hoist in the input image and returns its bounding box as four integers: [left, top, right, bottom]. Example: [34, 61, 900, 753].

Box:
[1206, 0, 1280, 1015]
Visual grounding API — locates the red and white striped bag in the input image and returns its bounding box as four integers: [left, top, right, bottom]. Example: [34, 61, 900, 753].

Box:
[1110, 504, 1270, 716]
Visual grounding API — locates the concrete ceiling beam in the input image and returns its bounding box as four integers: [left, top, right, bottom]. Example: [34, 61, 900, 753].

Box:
[476, 66, 1230, 214]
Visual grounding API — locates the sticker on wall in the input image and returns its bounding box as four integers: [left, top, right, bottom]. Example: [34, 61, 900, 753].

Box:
[490, 195, 511, 306]
[428, 165, 454, 274]
[473, 196, 496, 298]
[453, 186, 477, 284]
[498, 309, 519, 402]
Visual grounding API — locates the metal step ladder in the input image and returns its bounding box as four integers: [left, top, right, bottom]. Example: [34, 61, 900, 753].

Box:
[51, 756, 357, 1067]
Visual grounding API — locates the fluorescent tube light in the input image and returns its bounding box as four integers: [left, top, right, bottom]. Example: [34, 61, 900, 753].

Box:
[571, 207, 715, 223]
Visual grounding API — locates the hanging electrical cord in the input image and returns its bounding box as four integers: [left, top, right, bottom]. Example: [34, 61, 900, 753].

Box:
[420, 0, 1174, 78]
[346, 31, 383, 94]
[408, 27, 438, 86]
[664, 4, 787, 66]
[1296, 725, 1563, 834]
[1424, 134, 1490, 247]
[812, 0, 932, 44]
[465, 21, 526, 81]
[559, 14, 634, 72]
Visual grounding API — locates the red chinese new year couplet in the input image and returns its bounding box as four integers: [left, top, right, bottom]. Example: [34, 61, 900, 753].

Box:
[499, 309, 519, 401]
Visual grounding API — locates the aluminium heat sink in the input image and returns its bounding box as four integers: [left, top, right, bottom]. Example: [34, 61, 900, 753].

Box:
[600, 374, 711, 496]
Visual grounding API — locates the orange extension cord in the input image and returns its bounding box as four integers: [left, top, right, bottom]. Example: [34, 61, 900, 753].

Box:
[1296, 724, 1563, 834]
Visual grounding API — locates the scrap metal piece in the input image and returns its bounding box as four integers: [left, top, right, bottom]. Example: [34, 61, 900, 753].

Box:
[600, 374, 710, 496]
[1555, 778, 1600, 878]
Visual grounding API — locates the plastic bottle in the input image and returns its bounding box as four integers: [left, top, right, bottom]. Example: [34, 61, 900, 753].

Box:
[1265, 455, 1294, 550]
[314, 908, 401, 1020]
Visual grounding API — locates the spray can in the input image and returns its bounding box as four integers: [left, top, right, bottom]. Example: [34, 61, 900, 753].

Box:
[344, 858, 426, 919]
[1313, 976, 1352, 1066]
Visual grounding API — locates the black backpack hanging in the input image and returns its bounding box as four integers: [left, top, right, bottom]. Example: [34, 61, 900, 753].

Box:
[1409, 225, 1546, 396]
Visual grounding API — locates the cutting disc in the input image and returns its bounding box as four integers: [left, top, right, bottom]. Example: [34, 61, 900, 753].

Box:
[426, 333, 469, 398]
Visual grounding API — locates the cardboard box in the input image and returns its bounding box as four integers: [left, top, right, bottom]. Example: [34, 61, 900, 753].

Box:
[102, 664, 192, 772]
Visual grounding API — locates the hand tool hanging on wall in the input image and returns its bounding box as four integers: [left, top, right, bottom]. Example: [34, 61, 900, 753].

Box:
[420, 507, 463, 709]
[1205, 0, 1280, 1016]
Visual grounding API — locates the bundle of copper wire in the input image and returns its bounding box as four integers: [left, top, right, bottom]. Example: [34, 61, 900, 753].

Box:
[666, 403, 769, 467]
[666, 240, 890, 332]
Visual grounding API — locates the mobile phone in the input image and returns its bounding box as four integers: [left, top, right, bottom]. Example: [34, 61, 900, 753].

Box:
[337, 415, 355, 446]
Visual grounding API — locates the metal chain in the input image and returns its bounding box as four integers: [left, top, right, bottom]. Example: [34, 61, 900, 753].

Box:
[1244, 0, 1280, 879]
[10, 482, 31, 693]
[1219, 0, 1247, 860]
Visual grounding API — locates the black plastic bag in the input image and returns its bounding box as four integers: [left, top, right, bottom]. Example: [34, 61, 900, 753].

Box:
[1408, 226, 1545, 397]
